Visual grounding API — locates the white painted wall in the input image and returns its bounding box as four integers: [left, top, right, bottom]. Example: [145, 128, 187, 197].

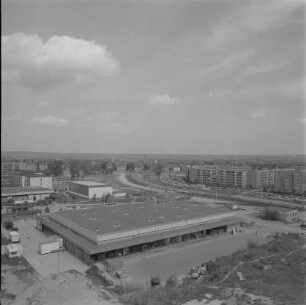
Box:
[88, 186, 113, 199]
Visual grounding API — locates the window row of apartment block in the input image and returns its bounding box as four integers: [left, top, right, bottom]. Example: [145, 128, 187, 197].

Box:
[188, 166, 306, 194]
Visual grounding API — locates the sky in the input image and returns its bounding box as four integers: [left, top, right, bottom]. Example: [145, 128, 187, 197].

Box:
[2, 0, 305, 155]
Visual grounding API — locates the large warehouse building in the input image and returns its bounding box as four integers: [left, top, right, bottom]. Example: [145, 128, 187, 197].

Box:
[37, 201, 240, 264]
[68, 181, 113, 199]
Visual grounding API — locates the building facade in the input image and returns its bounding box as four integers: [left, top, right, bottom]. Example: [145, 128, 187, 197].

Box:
[69, 181, 113, 199]
[1, 162, 20, 186]
[188, 165, 252, 188]
[293, 169, 306, 195]
[251, 169, 274, 189]
[273, 169, 295, 194]
[13, 173, 53, 189]
[1, 187, 53, 204]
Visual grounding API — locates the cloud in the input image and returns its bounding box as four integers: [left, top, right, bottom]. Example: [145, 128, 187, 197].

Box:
[2, 33, 120, 90]
[32, 115, 69, 126]
[198, 50, 255, 82]
[94, 112, 141, 134]
[38, 100, 51, 108]
[297, 118, 306, 124]
[207, 0, 302, 49]
[251, 109, 267, 121]
[6, 114, 22, 122]
[148, 94, 180, 105]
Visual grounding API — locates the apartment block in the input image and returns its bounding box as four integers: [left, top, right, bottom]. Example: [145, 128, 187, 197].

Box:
[273, 169, 295, 194]
[293, 169, 306, 195]
[1, 162, 20, 186]
[188, 165, 252, 188]
[251, 169, 274, 189]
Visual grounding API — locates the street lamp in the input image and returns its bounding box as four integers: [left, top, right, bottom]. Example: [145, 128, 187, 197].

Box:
[59, 279, 66, 305]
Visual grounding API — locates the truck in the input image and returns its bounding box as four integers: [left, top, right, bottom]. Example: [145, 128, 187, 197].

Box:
[49, 235, 64, 248]
[5, 244, 23, 258]
[9, 231, 20, 243]
[39, 240, 60, 255]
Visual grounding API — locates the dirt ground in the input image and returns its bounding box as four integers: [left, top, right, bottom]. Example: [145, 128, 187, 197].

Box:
[119, 215, 303, 283]
[1, 265, 120, 305]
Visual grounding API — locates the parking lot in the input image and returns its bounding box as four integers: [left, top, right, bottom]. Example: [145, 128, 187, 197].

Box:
[2, 219, 88, 276]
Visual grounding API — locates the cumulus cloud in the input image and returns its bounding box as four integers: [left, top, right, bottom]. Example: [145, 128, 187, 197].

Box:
[93, 112, 141, 134]
[297, 118, 306, 124]
[2, 33, 120, 90]
[148, 94, 180, 105]
[251, 110, 267, 121]
[32, 115, 69, 126]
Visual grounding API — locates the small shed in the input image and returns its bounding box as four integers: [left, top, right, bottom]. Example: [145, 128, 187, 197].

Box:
[5, 244, 23, 258]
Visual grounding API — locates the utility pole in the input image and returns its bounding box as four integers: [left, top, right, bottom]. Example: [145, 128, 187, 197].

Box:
[215, 187, 218, 203]
[59, 279, 65, 305]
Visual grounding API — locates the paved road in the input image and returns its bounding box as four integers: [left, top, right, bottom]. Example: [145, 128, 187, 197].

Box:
[116, 173, 165, 194]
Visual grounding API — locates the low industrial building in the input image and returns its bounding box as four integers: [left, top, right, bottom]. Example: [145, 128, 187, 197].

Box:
[68, 181, 113, 199]
[276, 209, 299, 223]
[37, 201, 240, 264]
[1, 187, 53, 204]
[13, 172, 53, 189]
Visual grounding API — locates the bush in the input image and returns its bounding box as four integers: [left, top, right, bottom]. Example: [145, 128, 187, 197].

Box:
[44, 206, 50, 214]
[165, 275, 178, 287]
[247, 240, 258, 250]
[262, 208, 278, 221]
[252, 261, 265, 269]
[182, 275, 192, 286]
[3, 221, 14, 230]
[85, 265, 113, 287]
[113, 282, 144, 295]
[151, 276, 161, 287]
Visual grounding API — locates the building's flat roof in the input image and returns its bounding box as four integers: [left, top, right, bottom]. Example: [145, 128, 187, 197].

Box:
[1, 187, 53, 196]
[14, 171, 51, 178]
[51, 201, 233, 235]
[69, 181, 111, 187]
[41, 215, 240, 255]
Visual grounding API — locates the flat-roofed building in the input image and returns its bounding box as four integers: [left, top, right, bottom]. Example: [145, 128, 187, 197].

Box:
[276, 209, 299, 223]
[1, 186, 53, 204]
[188, 165, 252, 188]
[1, 162, 20, 186]
[68, 181, 113, 199]
[37, 201, 240, 264]
[293, 169, 306, 196]
[13, 172, 53, 189]
[273, 169, 295, 194]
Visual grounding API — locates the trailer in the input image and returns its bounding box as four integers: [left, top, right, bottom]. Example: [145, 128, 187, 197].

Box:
[9, 231, 20, 243]
[49, 235, 64, 248]
[39, 240, 60, 255]
[5, 244, 23, 258]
